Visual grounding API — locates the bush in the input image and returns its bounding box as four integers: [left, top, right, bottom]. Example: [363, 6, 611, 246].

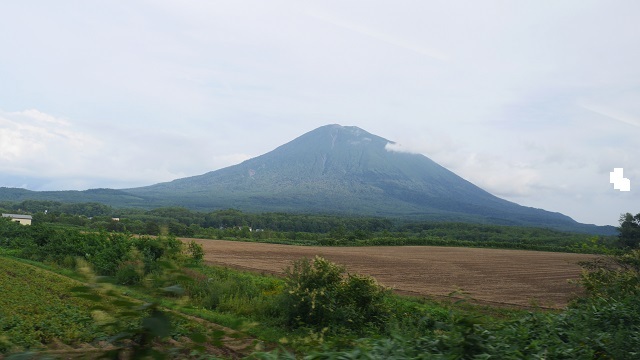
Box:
[187, 240, 204, 264]
[115, 249, 145, 285]
[570, 249, 640, 359]
[579, 249, 640, 299]
[116, 261, 142, 285]
[281, 256, 390, 334]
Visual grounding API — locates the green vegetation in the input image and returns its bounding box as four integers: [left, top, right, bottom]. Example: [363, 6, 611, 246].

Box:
[0, 220, 215, 356]
[0, 223, 183, 282]
[618, 212, 640, 249]
[281, 256, 390, 334]
[251, 251, 640, 359]
[1, 208, 638, 358]
[0, 201, 619, 253]
[0, 257, 97, 351]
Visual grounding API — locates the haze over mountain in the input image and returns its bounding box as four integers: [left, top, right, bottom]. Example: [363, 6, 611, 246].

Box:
[0, 125, 614, 234]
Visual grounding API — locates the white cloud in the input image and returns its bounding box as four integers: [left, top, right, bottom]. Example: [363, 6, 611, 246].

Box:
[0, 107, 266, 191]
[384, 142, 417, 154]
[0, 109, 100, 175]
[11, 109, 71, 126]
[580, 102, 640, 129]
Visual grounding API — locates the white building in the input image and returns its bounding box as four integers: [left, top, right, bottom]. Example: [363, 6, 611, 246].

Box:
[2, 214, 33, 225]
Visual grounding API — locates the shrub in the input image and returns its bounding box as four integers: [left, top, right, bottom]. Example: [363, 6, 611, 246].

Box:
[115, 260, 145, 285]
[187, 240, 204, 264]
[578, 249, 640, 299]
[281, 256, 390, 334]
[570, 249, 640, 359]
[115, 261, 142, 285]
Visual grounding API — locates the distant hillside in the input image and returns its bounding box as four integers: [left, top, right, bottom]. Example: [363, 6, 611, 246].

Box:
[0, 187, 145, 207]
[0, 124, 615, 235]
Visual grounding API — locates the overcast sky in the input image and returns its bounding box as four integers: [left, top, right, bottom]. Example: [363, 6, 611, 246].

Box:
[1, 1, 638, 226]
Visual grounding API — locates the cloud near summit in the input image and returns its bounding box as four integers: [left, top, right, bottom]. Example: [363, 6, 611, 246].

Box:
[384, 141, 419, 154]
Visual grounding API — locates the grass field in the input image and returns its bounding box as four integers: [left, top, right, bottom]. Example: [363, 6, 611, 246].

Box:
[186, 238, 597, 308]
[0, 257, 99, 352]
[0, 256, 261, 358]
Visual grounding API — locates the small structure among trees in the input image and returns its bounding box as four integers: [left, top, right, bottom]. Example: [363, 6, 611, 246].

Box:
[2, 213, 33, 225]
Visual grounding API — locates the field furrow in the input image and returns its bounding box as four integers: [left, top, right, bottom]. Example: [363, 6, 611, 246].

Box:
[187, 239, 596, 308]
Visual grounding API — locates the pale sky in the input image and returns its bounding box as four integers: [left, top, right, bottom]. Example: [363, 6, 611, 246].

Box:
[1, 1, 638, 226]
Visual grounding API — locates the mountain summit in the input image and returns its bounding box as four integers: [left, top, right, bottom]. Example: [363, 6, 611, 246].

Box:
[126, 124, 586, 231]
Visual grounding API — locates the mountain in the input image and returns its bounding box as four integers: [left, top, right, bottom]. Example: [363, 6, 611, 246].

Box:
[0, 124, 614, 234]
[0, 187, 146, 208]
[124, 124, 607, 233]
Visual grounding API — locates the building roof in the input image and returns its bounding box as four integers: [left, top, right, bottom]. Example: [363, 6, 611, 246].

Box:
[2, 213, 33, 220]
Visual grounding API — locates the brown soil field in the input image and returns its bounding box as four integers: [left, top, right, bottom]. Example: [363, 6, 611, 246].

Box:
[186, 239, 597, 309]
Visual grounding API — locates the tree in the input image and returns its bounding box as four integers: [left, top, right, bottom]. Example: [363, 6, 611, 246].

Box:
[618, 212, 640, 249]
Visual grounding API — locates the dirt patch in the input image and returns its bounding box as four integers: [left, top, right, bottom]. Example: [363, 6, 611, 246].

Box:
[185, 239, 597, 308]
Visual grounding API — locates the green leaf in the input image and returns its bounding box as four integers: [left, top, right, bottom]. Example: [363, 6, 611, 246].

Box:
[69, 285, 93, 293]
[210, 329, 226, 339]
[191, 345, 207, 353]
[142, 312, 172, 338]
[112, 299, 137, 308]
[190, 331, 207, 344]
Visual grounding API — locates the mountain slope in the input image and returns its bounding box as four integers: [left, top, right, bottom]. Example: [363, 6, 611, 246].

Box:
[126, 124, 601, 232]
[0, 187, 146, 207]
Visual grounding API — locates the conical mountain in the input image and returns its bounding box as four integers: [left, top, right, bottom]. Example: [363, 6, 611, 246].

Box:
[126, 124, 582, 229]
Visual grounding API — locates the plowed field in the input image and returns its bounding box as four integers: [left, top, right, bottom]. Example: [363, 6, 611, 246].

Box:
[187, 239, 597, 308]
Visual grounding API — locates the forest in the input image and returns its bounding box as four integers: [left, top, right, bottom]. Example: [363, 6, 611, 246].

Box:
[0, 200, 620, 254]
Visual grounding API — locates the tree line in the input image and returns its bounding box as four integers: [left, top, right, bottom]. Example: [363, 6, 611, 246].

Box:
[2, 200, 636, 253]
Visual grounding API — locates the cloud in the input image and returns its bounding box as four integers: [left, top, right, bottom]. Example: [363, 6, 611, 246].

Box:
[449, 152, 543, 198]
[0, 109, 100, 175]
[0, 110, 93, 160]
[11, 109, 71, 126]
[384, 142, 419, 154]
[382, 131, 542, 197]
[0, 107, 267, 191]
[580, 102, 640, 129]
